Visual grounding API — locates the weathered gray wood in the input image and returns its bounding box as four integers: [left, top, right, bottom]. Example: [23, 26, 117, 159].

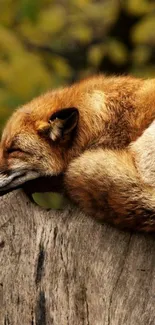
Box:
[0, 190, 155, 325]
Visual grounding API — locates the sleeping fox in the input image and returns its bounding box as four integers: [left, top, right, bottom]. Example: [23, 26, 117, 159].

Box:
[1, 74, 155, 231]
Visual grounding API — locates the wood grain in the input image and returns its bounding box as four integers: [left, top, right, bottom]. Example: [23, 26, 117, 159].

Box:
[0, 190, 155, 325]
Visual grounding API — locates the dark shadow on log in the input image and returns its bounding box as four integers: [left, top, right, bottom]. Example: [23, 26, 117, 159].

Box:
[0, 174, 64, 198]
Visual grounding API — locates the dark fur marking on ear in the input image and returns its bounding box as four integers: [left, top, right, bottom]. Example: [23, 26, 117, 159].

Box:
[49, 107, 79, 141]
[49, 107, 78, 121]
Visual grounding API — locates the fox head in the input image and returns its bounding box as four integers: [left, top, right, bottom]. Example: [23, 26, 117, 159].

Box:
[0, 78, 107, 195]
[0, 93, 81, 194]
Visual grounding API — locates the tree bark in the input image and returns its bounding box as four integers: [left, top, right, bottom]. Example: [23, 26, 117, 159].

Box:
[0, 190, 155, 325]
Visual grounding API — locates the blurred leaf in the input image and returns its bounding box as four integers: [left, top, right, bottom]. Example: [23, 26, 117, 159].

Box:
[70, 24, 92, 43]
[0, 89, 20, 132]
[0, 26, 23, 55]
[107, 39, 128, 65]
[125, 0, 155, 16]
[88, 44, 105, 66]
[51, 56, 72, 78]
[0, 52, 52, 98]
[18, 0, 41, 22]
[132, 45, 151, 64]
[19, 20, 50, 44]
[32, 192, 68, 209]
[96, 1, 119, 24]
[0, 0, 16, 27]
[84, 2, 119, 24]
[132, 14, 155, 44]
[39, 6, 66, 33]
[71, 0, 91, 8]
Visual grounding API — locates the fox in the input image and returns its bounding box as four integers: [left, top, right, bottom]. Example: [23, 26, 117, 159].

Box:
[1, 75, 155, 232]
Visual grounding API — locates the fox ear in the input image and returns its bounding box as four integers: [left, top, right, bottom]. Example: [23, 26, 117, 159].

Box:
[48, 107, 79, 141]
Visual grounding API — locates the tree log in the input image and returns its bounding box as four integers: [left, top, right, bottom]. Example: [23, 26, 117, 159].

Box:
[0, 190, 155, 325]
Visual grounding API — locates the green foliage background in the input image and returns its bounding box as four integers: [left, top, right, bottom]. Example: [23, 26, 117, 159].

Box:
[1, 0, 155, 131]
[1, 0, 155, 207]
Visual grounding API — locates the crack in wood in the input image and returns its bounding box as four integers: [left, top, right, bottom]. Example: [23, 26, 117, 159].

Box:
[35, 291, 46, 325]
[4, 314, 10, 325]
[0, 240, 5, 248]
[85, 292, 90, 325]
[107, 234, 132, 325]
[35, 244, 45, 285]
[53, 226, 58, 248]
[60, 235, 70, 325]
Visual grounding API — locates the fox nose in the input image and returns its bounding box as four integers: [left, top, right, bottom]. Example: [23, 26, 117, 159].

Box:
[0, 172, 10, 188]
[0, 145, 23, 190]
[0, 170, 20, 188]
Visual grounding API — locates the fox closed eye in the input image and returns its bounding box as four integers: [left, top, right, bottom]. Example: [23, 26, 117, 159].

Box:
[7, 147, 23, 154]
[7, 147, 31, 156]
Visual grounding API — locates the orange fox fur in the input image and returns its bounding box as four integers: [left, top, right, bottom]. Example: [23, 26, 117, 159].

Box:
[1, 74, 155, 231]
